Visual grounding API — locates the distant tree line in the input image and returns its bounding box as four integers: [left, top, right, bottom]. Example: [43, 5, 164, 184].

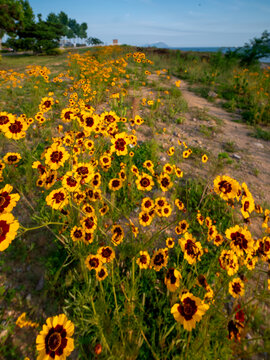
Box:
[0, 0, 103, 53]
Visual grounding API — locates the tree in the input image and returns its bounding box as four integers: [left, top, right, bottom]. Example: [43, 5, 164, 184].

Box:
[86, 37, 103, 46]
[227, 30, 270, 65]
[0, 0, 24, 49]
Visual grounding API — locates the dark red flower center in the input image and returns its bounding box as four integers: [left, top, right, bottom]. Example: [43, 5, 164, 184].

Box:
[0, 192, 10, 211]
[52, 192, 65, 203]
[140, 178, 150, 188]
[9, 120, 23, 134]
[153, 252, 164, 266]
[218, 180, 232, 194]
[101, 247, 112, 258]
[115, 138, 126, 151]
[231, 231, 248, 249]
[178, 297, 197, 320]
[50, 151, 63, 163]
[0, 115, 9, 125]
[0, 220, 10, 242]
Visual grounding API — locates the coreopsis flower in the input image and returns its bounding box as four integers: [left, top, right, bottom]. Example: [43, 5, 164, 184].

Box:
[100, 154, 112, 170]
[175, 80, 181, 87]
[175, 199, 185, 211]
[61, 108, 75, 123]
[43, 170, 58, 190]
[0, 111, 15, 131]
[136, 173, 154, 191]
[219, 250, 239, 276]
[197, 211, 204, 225]
[45, 143, 70, 171]
[207, 225, 218, 241]
[166, 237, 175, 248]
[143, 160, 154, 174]
[257, 236, 270, 261]
[46, 188, 69, 210]
[167, 147, 175, 156]
[225, 225, 253, 256]
[111, 225, 124, 246]
[158, 173, 173, 192]
[73, 163, 94, 183]
[82, 112, 99, 134]
[96, 267, 108, 281]
[174, 166, 183, 178]
[80, 215, 97, 234]
[163, 163, 173, 174]
[134, 115, 144, 125]
[136, 251, 150, 269]
[161, 204, 172, 217]
[0, 213, 20, 251]
[99, 204, 109, 216]
[175, 220, 189, 235]
[0, 184, 20, 214]
[36, 314, 74, 360]
[171, 292, 209, 331]
[202, 154, 208, 163]
[2, 116, 28, 140]
[108, 178, 123, 191]
[150, 249, 168, 271]
[213, 233, 224, 246]
[70, 226, 85, 242]
[165, 268, 182, 292]
[97, 246, 115, 263]
[241, 195, 255, 219]
[62, 172, 80, 192]
[39, 97, 54, 112]
[3, 152, 21, 165]
[213, 175, 241, 201]
[139, 210, 154, 227]
[141, 197, 155, 212]
[85, 254, 103, 271]
[229, 278, 245, 298]
[179, 232, 203, 265]
[110, 132, 130, 156]
[228, 320, 244, 341]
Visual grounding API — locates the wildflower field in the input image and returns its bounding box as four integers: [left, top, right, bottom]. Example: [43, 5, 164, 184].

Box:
[0, 46, 270, 360]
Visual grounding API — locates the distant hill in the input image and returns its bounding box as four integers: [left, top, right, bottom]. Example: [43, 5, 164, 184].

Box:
[142, 42, 169, 48]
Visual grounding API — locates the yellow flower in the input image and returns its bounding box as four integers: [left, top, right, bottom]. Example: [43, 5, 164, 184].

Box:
[136, 173, 154, 191]
[36, 314, 74, 360]
[213, 175, 241, 201]
[0, 184, 20, 214]
[171, 292, 209, 331]
[45, 143, 70, 170]
[229, 278, 245, 298]
[46, 187, 69, 210]
[0, 212, 19, 251]
[165, 268, 181, 292]
[136, 251, 150, 269]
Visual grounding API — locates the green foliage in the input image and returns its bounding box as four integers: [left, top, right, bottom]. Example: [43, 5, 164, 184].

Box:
[228, 30, 270, 65]
[0, 0, 24, 37]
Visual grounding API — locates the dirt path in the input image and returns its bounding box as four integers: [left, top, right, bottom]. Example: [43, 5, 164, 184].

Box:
[175, 79, 270, 206]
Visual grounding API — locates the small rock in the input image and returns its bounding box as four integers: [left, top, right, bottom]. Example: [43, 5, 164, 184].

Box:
[232, 154, 241, 160]
[0, 330, 8, 339]
[192, 117, 197, 122]
[208, 90, 218, 98]
[173, 132, 178, 137]
[36, 275, 44, 291]
[254, 142, 264, 149]
[26, 294, 31, 303]
[160, 156, 166, 162]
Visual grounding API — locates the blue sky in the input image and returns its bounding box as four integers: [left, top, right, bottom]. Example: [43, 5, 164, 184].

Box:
[30, 0, 270, 47]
